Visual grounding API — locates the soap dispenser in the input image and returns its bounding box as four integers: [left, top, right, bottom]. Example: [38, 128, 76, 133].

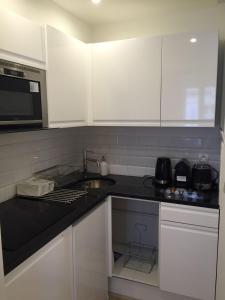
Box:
[100, 156, 109, 176]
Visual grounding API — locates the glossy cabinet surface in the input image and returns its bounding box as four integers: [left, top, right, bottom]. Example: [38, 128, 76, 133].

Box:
[5, 227, 73, 300]
[160, 204, 218, 300]
[91, 37, 161, 126]
[0, 16, 219, 128]
[160, 202, 219, 228]
[45, 29, 218, 128]
[46, 26, 89, 128]
[161, 32, 218, 127]
[0, 227, 6, 300]
[73, 202, 108, 300]
[0, 9, 45, 69]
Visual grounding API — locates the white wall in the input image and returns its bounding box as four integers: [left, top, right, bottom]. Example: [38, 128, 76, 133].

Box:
[0, 0, 91, 42]
[92, 3, 225, 42]
[2, 1, 225, 44]
[2, 1, 225, 46]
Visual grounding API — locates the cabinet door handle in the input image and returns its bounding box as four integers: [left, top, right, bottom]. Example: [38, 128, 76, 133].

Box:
[161, 220, 218, 234]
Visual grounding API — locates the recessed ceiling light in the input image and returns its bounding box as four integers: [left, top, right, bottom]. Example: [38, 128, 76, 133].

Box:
[190, 38, 197, 43]
[92, 0, 101, 4]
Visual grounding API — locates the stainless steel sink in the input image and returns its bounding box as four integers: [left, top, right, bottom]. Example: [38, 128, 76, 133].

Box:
[76, 177, 116, 189]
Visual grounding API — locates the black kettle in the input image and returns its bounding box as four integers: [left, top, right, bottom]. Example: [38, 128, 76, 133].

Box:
[155, 157, 172, 187]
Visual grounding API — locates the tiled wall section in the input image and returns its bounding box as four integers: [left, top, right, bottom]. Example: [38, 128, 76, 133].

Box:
[82, 127, 221, 176]
[0, 126, 221, 201]
[0, 127, 85, 200]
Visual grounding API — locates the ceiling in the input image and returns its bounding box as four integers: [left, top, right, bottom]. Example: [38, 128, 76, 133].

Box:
[53, 0, 220, 25]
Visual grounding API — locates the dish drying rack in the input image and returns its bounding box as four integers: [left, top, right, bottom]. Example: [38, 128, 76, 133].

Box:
[114, 223, 157, 274]
[124, 242, 157, 274]
[24, 188, 88, 205]
[34, 165, 80, 187]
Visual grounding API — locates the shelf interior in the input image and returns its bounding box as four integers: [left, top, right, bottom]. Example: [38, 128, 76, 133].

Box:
[112, 242, 159, 287]
[112, 197, 160, 287]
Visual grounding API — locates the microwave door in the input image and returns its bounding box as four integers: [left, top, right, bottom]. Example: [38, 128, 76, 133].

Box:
[0, 75, 42, 125]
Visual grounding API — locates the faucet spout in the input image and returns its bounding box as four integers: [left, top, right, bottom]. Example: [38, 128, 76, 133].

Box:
[83, 150, 100, 176]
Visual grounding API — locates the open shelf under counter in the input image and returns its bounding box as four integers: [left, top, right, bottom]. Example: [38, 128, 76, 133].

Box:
[112, 243, 159, 287]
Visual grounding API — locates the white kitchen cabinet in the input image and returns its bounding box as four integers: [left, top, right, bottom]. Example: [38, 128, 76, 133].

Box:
[5, 227, 73, 300]
[160, 202, 219, 228]
[161, 31, 218, 127]
[91, 37, 161, 126]
[160, 203, 219, 300]
[73, 202, 108, 300]
[46, 25, 89, 128]
[0, 9, 45, 69]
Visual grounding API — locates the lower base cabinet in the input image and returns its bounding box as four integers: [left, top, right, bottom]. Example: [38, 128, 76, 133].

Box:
[73, 201, 108, 300]
[160, 203, 219, 300]
[3, 202, 109, 300]
[5, 227, 73, 300]
[0, 227, 6, 300]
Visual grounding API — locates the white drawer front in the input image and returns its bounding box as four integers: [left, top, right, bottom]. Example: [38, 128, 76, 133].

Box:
[161, 203, 219, 228]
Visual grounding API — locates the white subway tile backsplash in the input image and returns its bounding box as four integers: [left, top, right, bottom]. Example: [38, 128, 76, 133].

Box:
[0, 168, 32, 187]
[0, 128, 84, 189]
[109, 164, 128, 176]
[0, 126, 221, 191]
[126, 165, 149, 177]
[118, 155, 156, 167]
[117, 135, 139, 146]
[84, 127, 221, 176]
[0, 184, 16, 203]
[0, 155, 31, 172]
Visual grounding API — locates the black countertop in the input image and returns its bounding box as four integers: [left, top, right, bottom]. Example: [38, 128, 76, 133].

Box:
[0, 173, 219, 275]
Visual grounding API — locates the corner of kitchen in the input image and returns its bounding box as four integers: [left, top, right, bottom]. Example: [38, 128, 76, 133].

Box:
[0, 1, 224, 300]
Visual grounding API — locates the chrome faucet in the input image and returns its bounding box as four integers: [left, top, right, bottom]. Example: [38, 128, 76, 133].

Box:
[83, 150, 100, 177]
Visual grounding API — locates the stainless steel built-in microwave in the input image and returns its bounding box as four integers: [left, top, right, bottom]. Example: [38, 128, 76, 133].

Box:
[0, 59, 47, 128]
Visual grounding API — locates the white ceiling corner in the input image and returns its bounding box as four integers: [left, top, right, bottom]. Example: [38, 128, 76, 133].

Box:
[52, 0, 219, 25]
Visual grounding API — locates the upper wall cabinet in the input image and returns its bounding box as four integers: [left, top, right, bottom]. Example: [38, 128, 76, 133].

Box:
[0, 9, 45, 69]
[161, 32, 218, 127]
[91, 37, 162, 126]
[46, 26, 89, 128]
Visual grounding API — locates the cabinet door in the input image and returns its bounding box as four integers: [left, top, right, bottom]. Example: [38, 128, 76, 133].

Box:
[91, 37, 161, 126]
[106, 197, 113, 277]
[0, 9, 45, 69]
[161, 32, 218, 127]
[0, 227, 6, 300]
[160, 221, 218, 300]
[46, 26, 89, 128]
[5, 227, 73, 300]
[73, 202, 108, 300]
